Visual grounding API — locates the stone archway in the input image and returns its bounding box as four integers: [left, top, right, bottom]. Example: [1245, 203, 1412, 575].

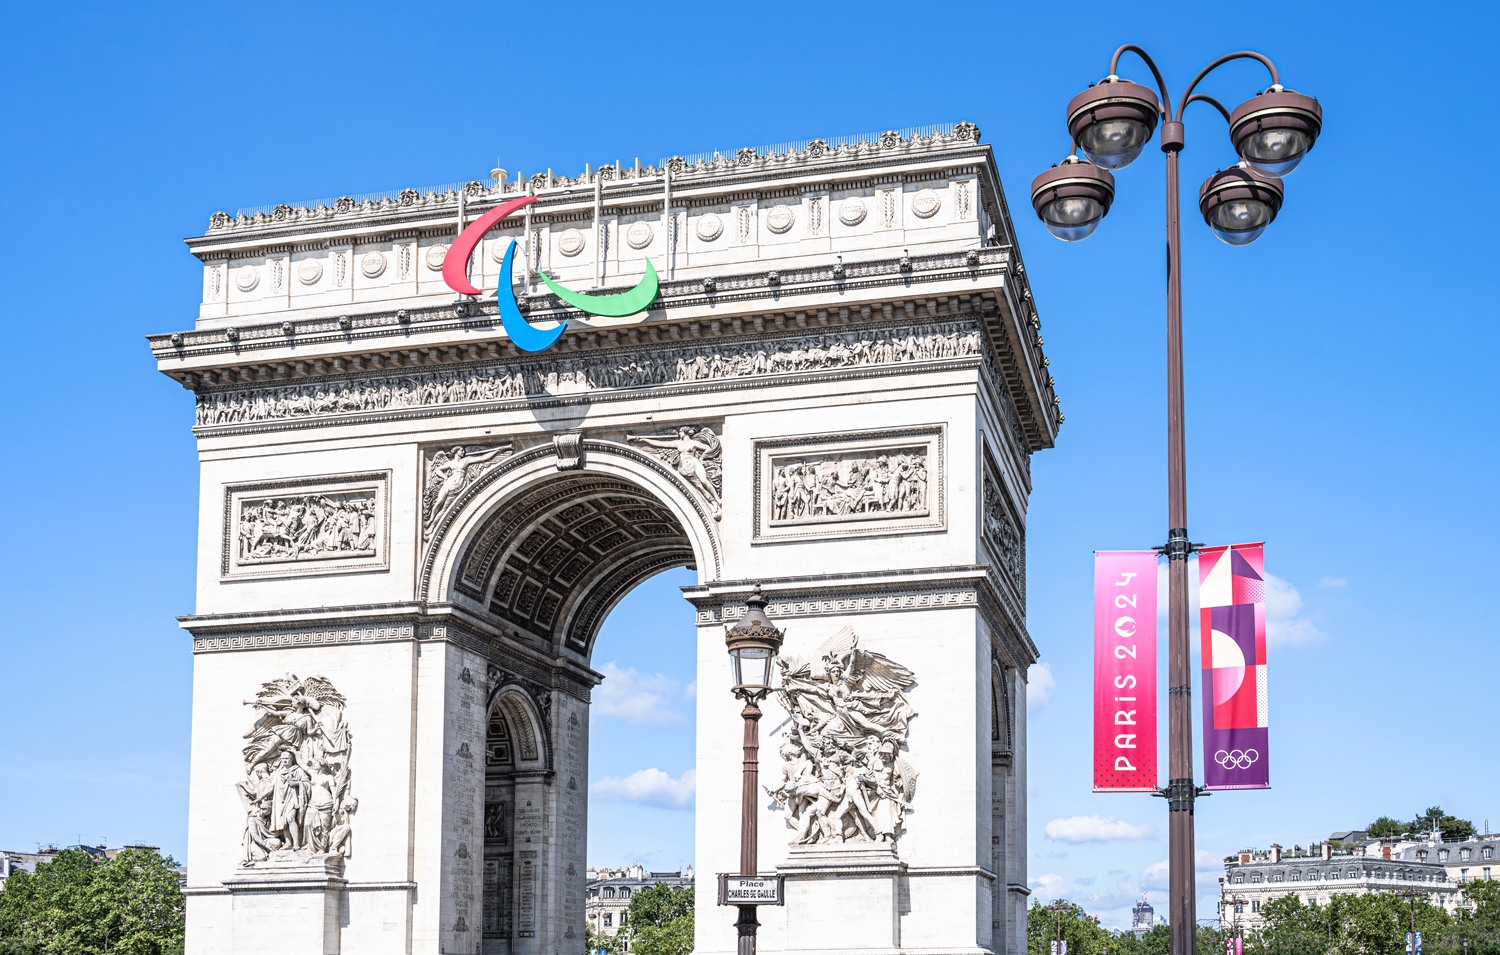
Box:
[421, 439, 715, 955]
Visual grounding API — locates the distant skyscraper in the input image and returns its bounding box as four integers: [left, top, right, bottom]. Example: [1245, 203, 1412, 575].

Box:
[1132, 884, 1155, 937]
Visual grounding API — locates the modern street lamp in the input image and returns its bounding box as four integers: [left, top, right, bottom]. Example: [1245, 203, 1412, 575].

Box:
[1047, 899, 1075, 954]
[724, 585, 784, 955]
[1396, 889, 1422, 951]
[1032, 44, 1322, 955]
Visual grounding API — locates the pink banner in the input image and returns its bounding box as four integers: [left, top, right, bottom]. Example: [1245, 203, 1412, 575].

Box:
[1093, 551, 1159, 792]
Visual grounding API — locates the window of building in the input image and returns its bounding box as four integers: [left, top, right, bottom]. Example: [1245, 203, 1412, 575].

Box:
[1419, 851, 1428, 861]
[1252, 901, 1260, 913]
[603, 888, 615, 899]
[1234, 903, 1244, 914]
[1484, 868, 1492, 880]
[621, 888, 631, 899]
[604, 914, 612, 927]
[1273, 873, 1284, 883]
[1440, 850, 1449, 863]
[1462, 849, 1472, 862]
[621, 913, 628, 927]
[1290, 871, 1301, 882]
[1462, 868, 1470, 881]
[1348, 869, 1358, 879]
[1484, 848, 1494, 860]
[1233, 876, 1244, 884]
[1251, 873, 1263, 883]
[1329, 871, 1339, 880]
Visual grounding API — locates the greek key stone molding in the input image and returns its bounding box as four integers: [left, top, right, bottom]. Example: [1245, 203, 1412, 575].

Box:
[682, 565, 1037, 669]
[184, 609, 596, 703]
[222, 471, 390, 580]
[753, 426, 944, 543]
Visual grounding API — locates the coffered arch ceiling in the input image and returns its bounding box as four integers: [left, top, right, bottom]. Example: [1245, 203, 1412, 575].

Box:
[453, 474, 694, 659]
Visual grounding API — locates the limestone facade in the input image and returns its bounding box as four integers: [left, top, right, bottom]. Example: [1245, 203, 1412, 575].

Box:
[157, 122, 1055, 955]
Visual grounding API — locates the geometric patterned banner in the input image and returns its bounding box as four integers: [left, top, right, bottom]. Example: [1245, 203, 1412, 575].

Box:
[1199, 542, 1270, 790]
[1093, 550, 1159, 792]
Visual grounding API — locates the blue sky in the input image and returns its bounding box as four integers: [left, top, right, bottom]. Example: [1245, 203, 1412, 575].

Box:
[1, 0, 1496, 933]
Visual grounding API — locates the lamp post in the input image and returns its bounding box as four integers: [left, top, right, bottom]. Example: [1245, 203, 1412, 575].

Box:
[724, 585, 785, 955]
[1047, 899, 1074, 954]
[1031, 45, 1322, 955]
[1396, 889, 1422, 952]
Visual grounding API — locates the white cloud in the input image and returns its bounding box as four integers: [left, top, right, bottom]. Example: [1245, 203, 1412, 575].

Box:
[1319, 576, 1347, 588]
[1045, 814, 1156, 843]
[1029, 872, 1067, 901]
[1144, 850, 1224, 890]
[1028, 662, 1055, 710]
[592, 662, 683, 723]
[1265, 574, 1322, 645]
[590, 768, 696, 809]
[682, 680, 697, 703]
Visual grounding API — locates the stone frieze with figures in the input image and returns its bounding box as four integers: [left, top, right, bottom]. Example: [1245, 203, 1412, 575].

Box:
[222, 471, 390, 579]
[753, 426, 945, 543]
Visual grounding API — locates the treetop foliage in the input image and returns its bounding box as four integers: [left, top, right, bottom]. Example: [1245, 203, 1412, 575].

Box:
[0, 848, 184, 955]
[1366, 806, 1477, 842]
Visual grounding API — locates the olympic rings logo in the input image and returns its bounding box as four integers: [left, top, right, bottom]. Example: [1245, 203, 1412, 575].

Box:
[1214, 749, 1260, 770]
[443, 195, 660, 353]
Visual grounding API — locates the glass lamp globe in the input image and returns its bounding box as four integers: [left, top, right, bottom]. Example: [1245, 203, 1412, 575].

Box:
[1237, 128, 1312, 177]
[1207, 199, 1274, 246]
[1078, 118, 1152, 170]
[1041, 196, 1106, 242]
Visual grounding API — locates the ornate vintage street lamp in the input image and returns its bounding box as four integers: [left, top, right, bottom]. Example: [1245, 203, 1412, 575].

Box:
[724, 585, 785, 955]
[1031, 45, 1322, 955]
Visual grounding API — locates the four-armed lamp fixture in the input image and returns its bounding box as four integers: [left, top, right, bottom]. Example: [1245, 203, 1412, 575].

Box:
[1029, 44, 1323, 955]
[725, 585, 784, 955]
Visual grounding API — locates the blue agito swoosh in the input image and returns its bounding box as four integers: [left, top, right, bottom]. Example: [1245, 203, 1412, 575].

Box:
[496, 239, 566, 353]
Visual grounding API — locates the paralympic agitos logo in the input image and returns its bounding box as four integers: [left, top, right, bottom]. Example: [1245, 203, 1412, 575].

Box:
[442, 195, 659, 353]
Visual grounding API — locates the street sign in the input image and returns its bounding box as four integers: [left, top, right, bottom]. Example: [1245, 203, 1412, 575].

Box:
[1408, 932, 1414, 954]
[1049, 942, 1067, 955]
[1417, 931, 1423, 955]
[717, 874, 785, 906]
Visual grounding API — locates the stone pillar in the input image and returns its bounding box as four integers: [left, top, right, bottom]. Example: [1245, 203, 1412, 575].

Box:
[223, 855, 346, 955]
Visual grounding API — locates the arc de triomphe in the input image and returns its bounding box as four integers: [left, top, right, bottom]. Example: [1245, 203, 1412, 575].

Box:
[152, 122, 1054, 955]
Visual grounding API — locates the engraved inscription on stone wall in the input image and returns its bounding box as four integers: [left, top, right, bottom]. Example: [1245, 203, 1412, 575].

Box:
[771, 447, 929, 524]
[754, 427, 945, 543]
[222, 472, 389, 579]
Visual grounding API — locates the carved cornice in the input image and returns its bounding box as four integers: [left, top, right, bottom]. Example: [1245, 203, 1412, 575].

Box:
[180, 604, 601, 701]
[681, 564, 1036, 668]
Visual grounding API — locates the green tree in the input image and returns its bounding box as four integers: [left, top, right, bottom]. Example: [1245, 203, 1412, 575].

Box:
[624, 884, 693, 955]
[585, 920, 625, 955]
[1410, 807, 1476, 842]
[1256, 890, 1452, 955]
[0, 848, 184, 955]
[1025, 901, 1112, 955]
[1368, 816, 1408, 839]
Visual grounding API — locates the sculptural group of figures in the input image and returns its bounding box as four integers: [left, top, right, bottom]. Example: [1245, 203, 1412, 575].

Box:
[772, 451, 927, 522]
[194, 323, 985, 427]
[236, 674, 356, 864]
[765, 629, 919, 845]
[238, 494, 377, 561]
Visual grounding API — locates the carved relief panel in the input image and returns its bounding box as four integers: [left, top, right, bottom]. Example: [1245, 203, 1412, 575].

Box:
[222, 471, 390, 579]
[753, 426, 945, 543]
[767, 628, 919, 845]
[236, 673, 356, 865]
[981, 446, 1025, 600]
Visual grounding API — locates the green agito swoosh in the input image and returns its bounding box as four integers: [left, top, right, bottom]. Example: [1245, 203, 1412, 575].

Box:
[540, 257, 659, 317]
